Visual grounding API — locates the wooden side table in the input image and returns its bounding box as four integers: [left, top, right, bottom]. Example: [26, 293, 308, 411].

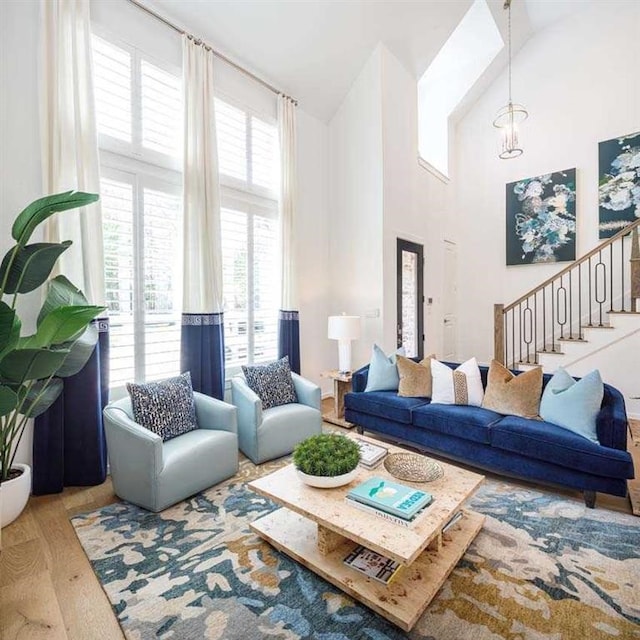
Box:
[321, 370, 354, 429]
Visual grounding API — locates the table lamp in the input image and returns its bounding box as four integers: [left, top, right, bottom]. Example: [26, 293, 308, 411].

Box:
[328, 314, 361, 374]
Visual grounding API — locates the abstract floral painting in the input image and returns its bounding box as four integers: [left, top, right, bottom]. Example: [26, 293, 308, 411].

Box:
[598, 131, 640, 238]
[506, 168, 577, 265]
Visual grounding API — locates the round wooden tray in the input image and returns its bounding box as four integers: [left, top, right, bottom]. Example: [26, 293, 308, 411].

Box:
[383, 452, 444, 482]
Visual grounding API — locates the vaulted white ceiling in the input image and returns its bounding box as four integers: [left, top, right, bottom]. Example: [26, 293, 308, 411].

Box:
[147, 0, 600, 122]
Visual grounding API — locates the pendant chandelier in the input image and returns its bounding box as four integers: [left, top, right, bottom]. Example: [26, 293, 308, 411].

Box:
[493, 0, 528, 159]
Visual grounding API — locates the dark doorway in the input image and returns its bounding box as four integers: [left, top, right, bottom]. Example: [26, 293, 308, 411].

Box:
[396, 239, 424, 359]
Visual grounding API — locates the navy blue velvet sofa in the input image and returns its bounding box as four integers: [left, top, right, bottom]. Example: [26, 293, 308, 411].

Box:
[344, 361, 634, 507]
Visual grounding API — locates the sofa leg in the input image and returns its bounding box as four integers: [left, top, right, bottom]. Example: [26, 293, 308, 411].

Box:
[356, 425, 364, 435]
[584, 491, 596, 509]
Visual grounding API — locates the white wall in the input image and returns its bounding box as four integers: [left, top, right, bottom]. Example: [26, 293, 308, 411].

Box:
[380, 45, 455, 360]
[328, 46, 385, 371]
[454, 1, 640, 365]
[1, 0, 44, 466]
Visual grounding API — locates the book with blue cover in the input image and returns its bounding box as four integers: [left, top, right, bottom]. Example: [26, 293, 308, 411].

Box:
[347, 476, 433, 520]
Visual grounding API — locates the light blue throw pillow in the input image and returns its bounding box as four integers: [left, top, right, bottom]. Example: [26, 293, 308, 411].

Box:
[365, 344, 405, 392]
[539, 367, 603, 444]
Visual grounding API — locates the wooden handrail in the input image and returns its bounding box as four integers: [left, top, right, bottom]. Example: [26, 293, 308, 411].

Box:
[504, 217, 640, 313]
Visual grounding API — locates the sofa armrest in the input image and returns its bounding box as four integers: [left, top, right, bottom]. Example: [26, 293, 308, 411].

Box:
[231, 376, 262, 459]
[351, 364, 370, 393]
[103, 404, 164, 476]
[292, 373, 321, 410]
[194, 392, 237, 434]
[597, 384, 628, 450]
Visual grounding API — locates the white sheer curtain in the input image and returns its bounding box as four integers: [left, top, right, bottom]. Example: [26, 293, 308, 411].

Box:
[182, 35, 223, 314]
[180, 35, 226, 398]
[278, 95, 298, 312]
[41, 0, 105, 306]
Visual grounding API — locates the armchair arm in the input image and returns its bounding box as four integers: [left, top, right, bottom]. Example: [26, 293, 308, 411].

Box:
[103, 404, 164, 476]
[231, 376, 262, 461]
[292, 373, 321, 410]
[194, 392, 237, 434]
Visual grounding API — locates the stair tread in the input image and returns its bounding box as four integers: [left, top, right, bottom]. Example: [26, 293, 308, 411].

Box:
[581, 324, 614, 329]
[538, 347, 565, 355]
[607, 310, 640, 315]
[557, 337, 588, 343]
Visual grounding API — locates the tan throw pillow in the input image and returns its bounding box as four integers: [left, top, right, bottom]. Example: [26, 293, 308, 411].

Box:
[482, 360, 543, 418]
[397, 355, 436, 397]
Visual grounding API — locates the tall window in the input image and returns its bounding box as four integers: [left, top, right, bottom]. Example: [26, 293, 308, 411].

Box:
[92, 33, 183, 388]
[215, 96, 280, 374]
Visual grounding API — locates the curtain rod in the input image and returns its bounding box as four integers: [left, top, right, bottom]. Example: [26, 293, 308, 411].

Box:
[127, 0, 298, 106]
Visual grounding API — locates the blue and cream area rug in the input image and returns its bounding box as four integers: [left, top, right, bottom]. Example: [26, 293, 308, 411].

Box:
[71, 459, 640, 640]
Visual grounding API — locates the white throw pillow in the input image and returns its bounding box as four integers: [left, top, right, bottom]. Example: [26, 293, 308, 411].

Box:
[430, 358, 484, 407]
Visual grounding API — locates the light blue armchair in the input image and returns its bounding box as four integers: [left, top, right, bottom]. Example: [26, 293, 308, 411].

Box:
[231, 372, 322, 464]
[103, 392, 238, 512]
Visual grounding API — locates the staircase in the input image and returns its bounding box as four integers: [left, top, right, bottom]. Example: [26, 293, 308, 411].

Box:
[494, 218, 640, 384]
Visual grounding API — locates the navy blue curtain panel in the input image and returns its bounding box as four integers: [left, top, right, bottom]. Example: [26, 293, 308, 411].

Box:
[181, 312, 225, 400]
[278, 309, 300, 374]
[32, 318, 110, 495]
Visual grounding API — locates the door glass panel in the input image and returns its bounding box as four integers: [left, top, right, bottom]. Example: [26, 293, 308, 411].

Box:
[401, 250, 418, 357]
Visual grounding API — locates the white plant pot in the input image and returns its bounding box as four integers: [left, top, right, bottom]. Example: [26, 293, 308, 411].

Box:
[296, 467, 358, 488]
[0, 463, 31, 529]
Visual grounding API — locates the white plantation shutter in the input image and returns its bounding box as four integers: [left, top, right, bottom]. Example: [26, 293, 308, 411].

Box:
[92, 35, 132, 144]
[93, 30, 183, 389]
[215, 95, 280, 372]
[141, 61, 182, 158]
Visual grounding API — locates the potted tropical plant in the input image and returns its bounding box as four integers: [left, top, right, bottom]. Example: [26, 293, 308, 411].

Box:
[0, 191, 105, 528]
[293, 433, 361, 488]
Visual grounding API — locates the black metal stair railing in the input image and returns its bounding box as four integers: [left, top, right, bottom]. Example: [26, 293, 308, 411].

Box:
[494, 218, 640, 368]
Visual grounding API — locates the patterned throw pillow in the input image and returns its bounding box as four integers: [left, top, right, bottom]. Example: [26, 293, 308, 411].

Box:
[242, 356, 298, 410]
[482, 359, 543, 418]
[127, 372, 198, 441]
[397, 354, 436, 397]
[430, 357, 484, 406]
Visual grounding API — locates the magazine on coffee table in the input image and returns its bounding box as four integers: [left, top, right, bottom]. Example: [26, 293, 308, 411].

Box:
[343, 545, 402, 584]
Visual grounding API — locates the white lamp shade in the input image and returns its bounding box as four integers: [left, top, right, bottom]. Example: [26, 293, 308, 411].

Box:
[327, 315, 361, 341]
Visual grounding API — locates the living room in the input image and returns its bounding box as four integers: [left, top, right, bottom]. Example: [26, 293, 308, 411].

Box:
[1, 0, 639, 639]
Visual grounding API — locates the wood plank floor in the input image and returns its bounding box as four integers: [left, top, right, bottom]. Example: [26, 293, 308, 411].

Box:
[1, 410, 637, 640]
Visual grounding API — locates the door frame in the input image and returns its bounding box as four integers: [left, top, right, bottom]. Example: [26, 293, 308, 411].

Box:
[396, 238, 425, 359]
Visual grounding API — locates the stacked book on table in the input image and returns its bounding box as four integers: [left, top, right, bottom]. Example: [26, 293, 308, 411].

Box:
[345, 476, 433, 528]
[355, 439, 388, 468]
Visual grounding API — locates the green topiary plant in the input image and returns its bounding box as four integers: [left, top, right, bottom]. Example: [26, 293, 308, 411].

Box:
[0, 191, 106, 483]
[293, 433, 361, 477]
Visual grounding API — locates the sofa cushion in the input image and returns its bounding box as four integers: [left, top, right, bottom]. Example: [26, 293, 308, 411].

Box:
[490, 415, 634, 479]
[482, 360, 543, 418]
[397, 354, 436, 397]
[411, 403, 503, 444]
[242, 356, 298, 410]
[127, 372, 198, 441]
[539, 367, 603, 443]
[365, 345, 405, 392]
[344, 391, 429, 424]
[431, 357, 484, 406]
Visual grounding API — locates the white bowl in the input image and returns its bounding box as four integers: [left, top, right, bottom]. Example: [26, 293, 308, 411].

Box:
[296, 467, 358, 488]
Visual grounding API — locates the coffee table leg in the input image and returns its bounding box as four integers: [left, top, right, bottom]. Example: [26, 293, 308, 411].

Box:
[317, 524, 347, 555]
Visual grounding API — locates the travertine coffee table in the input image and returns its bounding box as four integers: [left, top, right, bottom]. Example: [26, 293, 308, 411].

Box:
[248, 435, 485, 631]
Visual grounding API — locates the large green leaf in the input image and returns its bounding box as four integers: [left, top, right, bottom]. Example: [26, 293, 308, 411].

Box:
[19, 379, 63, 418]
[0, 348, 69, 383]
[0, 302, 21, 361]
[0, 385, 18, 417]
[31, 305, 104, 348]
[12, 191, 99, 247]
[56, 324, 98, 377]
[0, 241, 71, 294]
[38, 275, 90, 324]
